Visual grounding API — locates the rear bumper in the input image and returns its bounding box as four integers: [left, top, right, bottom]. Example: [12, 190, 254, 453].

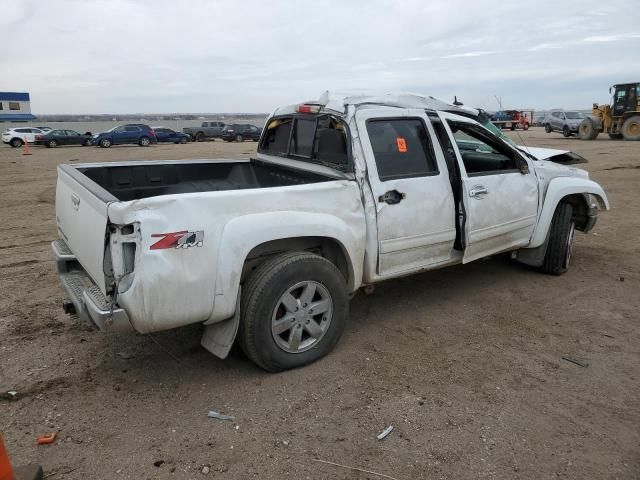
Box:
[52, 239, 133, 332]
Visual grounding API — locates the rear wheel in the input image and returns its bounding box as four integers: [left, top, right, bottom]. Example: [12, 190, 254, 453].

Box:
[99, 138, 112, 148]
[239, 252, 349, 372]
[578, 118, 599, 140]
[544, 123, 552, 133]
[235, 134, 243, 142]
[195, 132, 205, 142]
[180, 137, 188, 144]
[139, 136, 151, 146]
[10, 138, 23, 148]
[622, 115, 640, 141]
[47, 139, 58, 148]
[83, 138, 92, 146]
[540, 203, 574, 275]
[562, 125, 571, 137]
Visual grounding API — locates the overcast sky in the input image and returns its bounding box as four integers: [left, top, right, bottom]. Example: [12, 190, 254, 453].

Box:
[1, 0, 639, 114]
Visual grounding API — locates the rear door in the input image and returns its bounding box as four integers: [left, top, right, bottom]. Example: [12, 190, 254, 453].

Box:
[356, 109, 457, 276]
[440, 115, 538, 263]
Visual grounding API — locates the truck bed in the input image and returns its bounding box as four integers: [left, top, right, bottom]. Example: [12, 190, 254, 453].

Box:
[78, 159, 333, 201]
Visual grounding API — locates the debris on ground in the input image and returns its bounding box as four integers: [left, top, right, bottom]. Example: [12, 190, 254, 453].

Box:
[207, 410, 235, 421]
[36, 432, 58, 445]
[376, 425, 394, 440]
[116, 352, 134, 360]
[201, 465, 210, 474]
[313, 458, 399, 480]
[153, 460, 165, 467]
[561, 355, 589, 368]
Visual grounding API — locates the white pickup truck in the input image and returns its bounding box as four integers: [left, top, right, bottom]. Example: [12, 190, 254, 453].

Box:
[52, 93, 609, 371]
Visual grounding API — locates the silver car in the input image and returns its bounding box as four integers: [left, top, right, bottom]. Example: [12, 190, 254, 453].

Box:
[544, 110, 585, 137]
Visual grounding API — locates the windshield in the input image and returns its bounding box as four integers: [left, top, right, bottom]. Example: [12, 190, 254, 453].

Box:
[565, 112, 585, 119]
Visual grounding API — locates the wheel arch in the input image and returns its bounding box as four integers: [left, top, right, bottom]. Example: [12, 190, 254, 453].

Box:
[210, 212, 364, 323]
[529, 177, 609, 248]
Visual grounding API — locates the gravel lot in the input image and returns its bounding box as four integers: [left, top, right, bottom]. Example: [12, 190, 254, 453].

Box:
[1, 130, 638, 479]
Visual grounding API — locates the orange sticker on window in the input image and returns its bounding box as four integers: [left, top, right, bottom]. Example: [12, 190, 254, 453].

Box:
[396, 137, 407, 152]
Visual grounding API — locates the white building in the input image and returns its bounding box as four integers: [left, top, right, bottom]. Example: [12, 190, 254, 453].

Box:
[0, 92, 37, 122]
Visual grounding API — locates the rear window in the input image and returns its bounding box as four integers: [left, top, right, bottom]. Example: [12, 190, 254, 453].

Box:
[366, 118, 438, 181]
[259, 115, 348, 167]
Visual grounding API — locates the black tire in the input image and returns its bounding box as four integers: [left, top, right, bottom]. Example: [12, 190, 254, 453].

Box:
[235, 134, 243, 142]
[540, 203, 575, 275]
[562, 125, 571, 137]
[239, 252, 349, 372]
[48, 139, 57, 148]
[608, 133, 623, 140]
[622, 115, 640, 141]
[139, 136, 151, 147]
[83, 138, 92, 146]
[99, 138, 112, 148]
[578, 118, 599, 140]
[195, 132, 205, 142]
[544, 123, 552, 133]
[10, 138, 23, 148]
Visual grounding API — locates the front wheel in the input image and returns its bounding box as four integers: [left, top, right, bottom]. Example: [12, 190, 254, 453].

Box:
[239, 252, 349, 372]
[540, 203, 574, 275]
[47, 139, 58, 148]
[235, 134, 243, 142]
[10, 138, 23, 148]
[544, 124, 552, 133]
[562, 125, 571, 137]
[99, 138, 112, 148]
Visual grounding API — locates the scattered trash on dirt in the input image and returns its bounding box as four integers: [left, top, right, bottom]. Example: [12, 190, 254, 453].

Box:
[561, 355, 589, 368]
[153, 460, 165, 467]
[201, 465, 210, 474]
[376, 425, 394, 440]
[36, 432, 58, 445]
[313, 459, 399, 480]
[6, 391, 18, 400]
[207, 410, 235, 421]
[618, 276, 625, 282]
[116, 352, 134, 360]
[602, 333, 615, 338]
[282, 440, 290, 447]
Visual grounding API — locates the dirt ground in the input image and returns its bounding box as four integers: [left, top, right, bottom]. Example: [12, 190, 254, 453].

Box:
[1, 130, 638, 480]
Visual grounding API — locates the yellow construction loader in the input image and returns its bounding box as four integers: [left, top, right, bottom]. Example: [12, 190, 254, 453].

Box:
[578, 82, 640, 140]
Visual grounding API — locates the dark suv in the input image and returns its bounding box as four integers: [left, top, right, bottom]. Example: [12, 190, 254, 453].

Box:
[221, 124, 261, 142]
[92, 124, 157, 147]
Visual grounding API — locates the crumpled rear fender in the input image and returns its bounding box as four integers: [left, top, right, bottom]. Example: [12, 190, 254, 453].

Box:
[528, 177, 609, 248]
[209, 211, 365, 323]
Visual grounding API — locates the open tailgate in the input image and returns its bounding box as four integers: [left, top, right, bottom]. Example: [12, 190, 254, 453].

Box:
[55, 165, 111, 293]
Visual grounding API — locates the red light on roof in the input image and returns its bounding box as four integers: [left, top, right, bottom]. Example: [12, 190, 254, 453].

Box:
[296, 104, 321, 114]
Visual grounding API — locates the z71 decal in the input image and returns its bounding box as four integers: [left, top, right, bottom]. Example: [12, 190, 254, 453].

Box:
[150, 231, 204, 250]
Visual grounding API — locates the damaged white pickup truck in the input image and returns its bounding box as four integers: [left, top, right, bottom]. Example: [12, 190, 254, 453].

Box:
[52, 93, 609, 371]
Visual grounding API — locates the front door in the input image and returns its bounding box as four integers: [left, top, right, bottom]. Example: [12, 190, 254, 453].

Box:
[613, 85, 637, 115]
[356, 109, 457, 277]
[439, 116, 539, 263]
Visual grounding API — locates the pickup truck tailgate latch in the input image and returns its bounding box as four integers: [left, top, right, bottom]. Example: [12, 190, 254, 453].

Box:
[378, 190, 406, 205]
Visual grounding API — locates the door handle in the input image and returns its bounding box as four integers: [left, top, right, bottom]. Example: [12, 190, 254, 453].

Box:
[469, 186, 489, 198]
[378, 190, 406, 205]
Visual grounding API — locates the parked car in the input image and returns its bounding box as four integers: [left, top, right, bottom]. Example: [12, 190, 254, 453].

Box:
[91, 124, 157, 148]
[2, 127, 44, 147]
[35, 129, 93, 147]
[221, 124, 261, 142]
[51, 93, 609, 372]
[182, 121, 226, 142]
[152, 126, 191, 144]
[544, 110, 586, 137]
